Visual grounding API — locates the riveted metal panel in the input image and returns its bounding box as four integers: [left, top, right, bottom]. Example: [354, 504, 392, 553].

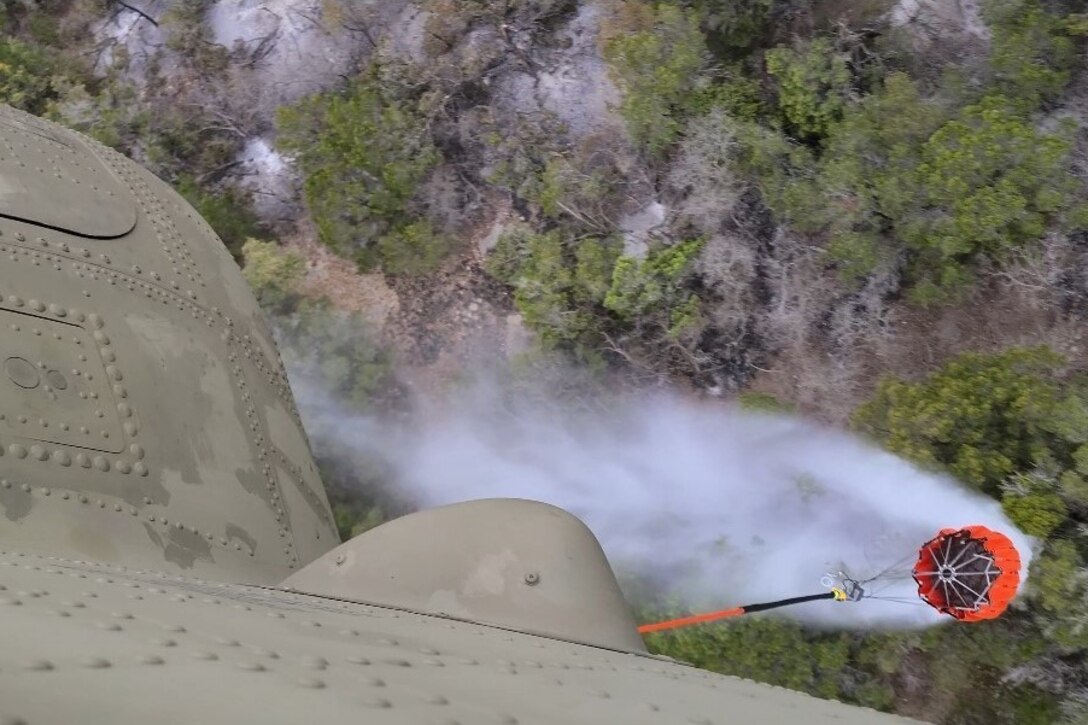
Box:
[0, 108, 337, 582]
[0, 106, 136, 239]
[0, 308, 127, 453]
[0, 549, 926, 725]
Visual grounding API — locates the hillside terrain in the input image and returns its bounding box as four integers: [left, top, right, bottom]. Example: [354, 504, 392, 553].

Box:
[3, 0, 1088, 721]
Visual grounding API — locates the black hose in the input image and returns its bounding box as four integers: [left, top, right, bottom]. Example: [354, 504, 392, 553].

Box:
[741, 591, 838, 614]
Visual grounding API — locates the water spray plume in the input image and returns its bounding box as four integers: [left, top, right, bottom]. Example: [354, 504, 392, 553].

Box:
[291, 372, 1032, 630]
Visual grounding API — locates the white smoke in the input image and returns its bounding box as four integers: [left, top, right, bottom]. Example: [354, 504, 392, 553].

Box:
[292, 374, 1034, 629]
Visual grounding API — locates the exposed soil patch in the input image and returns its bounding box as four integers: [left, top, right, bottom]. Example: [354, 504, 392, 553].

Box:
[287, 208, 517, 398]
[287, 226, 400, 330]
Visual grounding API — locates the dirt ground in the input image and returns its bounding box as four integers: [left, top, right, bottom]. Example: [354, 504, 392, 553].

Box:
[286, 205, 522, 399]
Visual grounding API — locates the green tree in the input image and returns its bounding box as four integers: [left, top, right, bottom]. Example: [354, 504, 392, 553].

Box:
[815, 72, 946, 275]
[985, 0, 1080, 111]
[162, 0, 229, 75]
[856, 347, 1088, 660]
[275, 300, 400, 411]
[1002, 488, 1068, 537]
[0, 37, 63, 115]
[690, 0, 774, 55]
[644, 615, 854, 701]
[603, 3, 708, 156]
[487, 227, 620, 352]
[178, 177, 262, 260]
[854, 347, 1065, 492]
[604, 237, 706, 341]
[1030, 539, 1088, 648]
[487, 227, 706, 373]
[765, 38, 852, 142]
[904, 96, 1075, 300]
[277, 69, 443, 273]
[241, 238, 306, 313]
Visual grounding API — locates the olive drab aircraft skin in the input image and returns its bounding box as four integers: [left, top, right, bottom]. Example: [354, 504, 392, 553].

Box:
[0, 105, 919, 724]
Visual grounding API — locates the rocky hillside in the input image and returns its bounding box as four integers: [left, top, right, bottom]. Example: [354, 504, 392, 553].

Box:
[4, 0, 1088, 721]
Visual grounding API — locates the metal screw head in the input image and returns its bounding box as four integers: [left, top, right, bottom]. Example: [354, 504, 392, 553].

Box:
[524, 572, 540, 586]
[335, 554, 346, 566]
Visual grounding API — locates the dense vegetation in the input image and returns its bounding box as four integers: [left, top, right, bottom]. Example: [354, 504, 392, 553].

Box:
[4, 0, 1088, 720]
[643, 348, 1088, 721]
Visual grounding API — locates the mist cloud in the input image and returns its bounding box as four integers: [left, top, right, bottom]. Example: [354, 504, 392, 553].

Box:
[291, 370, 1034, 630]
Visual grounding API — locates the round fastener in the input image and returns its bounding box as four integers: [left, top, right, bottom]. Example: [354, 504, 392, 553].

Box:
[4, 357, 39, 389]
[81, 657, 111, 669]
[23, 659, 54, 671]
[301, 656, 327, 670]
[524, 572, 540, 586]
[46, 370, 67, 390]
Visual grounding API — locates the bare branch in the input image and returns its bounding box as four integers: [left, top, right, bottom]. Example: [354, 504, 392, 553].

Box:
[110, 0, 159, 27]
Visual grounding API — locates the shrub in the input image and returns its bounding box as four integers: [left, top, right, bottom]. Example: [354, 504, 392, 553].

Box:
[693, 0, 774, 55]
[903, 95, 1075, 300]
[277, 68, 444, 274]
[603, 3, 708, 156]
[241, 239, 305, 313]
[487, 226, 706, 372]
[985, 0, 1080, 111]
[1003, 489, 1068, 537]
[765, 38, 852, 142]
[604, 237, 706, 340]
[0, 37, 62, 115]
[488, 227, 620, 351]
[177, 177, 261, 260]
[854, 347, 1065, 492]
[274, 300, 399, 411]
